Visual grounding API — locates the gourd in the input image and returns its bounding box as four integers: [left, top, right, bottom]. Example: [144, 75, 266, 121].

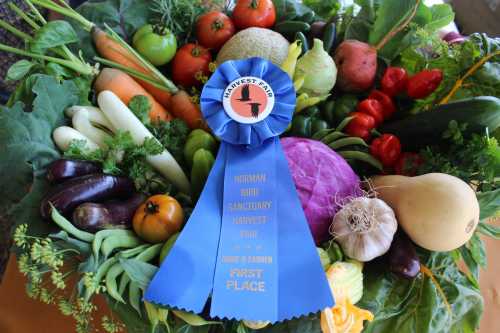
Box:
[371, 173, 480, 251]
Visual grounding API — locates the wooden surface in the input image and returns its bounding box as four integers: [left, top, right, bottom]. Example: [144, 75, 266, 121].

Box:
[1, 231, 500, 333]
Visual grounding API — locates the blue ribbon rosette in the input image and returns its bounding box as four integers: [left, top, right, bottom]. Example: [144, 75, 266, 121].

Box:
[145, 57, 334, 322]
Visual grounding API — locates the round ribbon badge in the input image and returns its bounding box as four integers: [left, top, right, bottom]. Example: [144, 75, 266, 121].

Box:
[222, 76, 275, 124]
[145, 58, 334, 323]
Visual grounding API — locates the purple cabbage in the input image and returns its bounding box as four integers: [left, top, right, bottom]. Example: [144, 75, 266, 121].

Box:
[281, 137, 361, 244]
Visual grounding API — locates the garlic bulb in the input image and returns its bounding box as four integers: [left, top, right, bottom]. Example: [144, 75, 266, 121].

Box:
[330, 197, 397, 262]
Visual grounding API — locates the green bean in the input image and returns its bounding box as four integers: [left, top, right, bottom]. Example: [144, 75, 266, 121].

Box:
[101, 234, 143, 258]
[93, 229, 138, 261]
[118, 273, 130, 295]
[129, 281, 142, 315]
[105, 263, 126, 303]
[119, 244, 150, 258]
[50, 204, 94, 242]
[338, 151, 383, 171]
[84, 257, 117, 301]
[321, 131, 347, 145]
[136, 244, 162, 262]
[311, 128, 334, 140]
[335, 116, 354, 132]
[328, 137, 368, 150]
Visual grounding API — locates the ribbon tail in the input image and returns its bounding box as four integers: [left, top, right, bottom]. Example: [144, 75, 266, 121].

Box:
[210, 140, 279, 322]
[144, 145, 227, 313]
[275, 138, 335, 320]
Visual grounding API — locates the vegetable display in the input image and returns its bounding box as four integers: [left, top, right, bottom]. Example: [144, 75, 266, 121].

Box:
[1, 1, 499, 333]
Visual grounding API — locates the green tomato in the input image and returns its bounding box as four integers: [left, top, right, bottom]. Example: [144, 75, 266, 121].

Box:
[133, 24, 177, 66]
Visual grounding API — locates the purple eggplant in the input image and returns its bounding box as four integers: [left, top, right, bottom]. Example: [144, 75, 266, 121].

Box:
[40, 174, 135, 219]
[388, 231, 421, 279]
[72, 193, 146, 232]
[47, 159, 101, 183]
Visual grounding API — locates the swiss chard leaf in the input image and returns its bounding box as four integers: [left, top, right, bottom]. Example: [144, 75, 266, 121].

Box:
[0, 75, 80, 238]
[29, 20, 79, 54]
[358, 251, 483, 333]
[74, 0, 154, 59]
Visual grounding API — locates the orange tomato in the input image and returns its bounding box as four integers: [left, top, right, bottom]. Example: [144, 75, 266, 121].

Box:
[133, 195, 184, 243]
[232, 0, 276, 30]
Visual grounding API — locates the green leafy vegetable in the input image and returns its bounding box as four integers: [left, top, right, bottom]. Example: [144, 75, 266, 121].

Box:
[65, 131, 172, 195]
[119, 258, 158, 290]
[149, 119, 190, 165]
[150, 0, 218, 45]
[74, 0, 154, 58]
[29, 20, 79, 54]
[358, 251, 483, 333]
[418, 121, 500, 192]
[273, 0, 317, 23]
[0, 75, 80, 237]
[128, 95, 151, 125]
[477, 189, 500, 221]
[303, 0, 340, 19]
[6, 60, 37, 81]
[401, 33, 500, 112]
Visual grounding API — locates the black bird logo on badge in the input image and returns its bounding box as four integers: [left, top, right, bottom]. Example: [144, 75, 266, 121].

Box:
[248, 103, 261, 118]
[235, 84, 262, 118]
[237, 84, 252, 101]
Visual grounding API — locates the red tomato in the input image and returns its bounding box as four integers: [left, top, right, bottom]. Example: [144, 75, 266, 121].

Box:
[171, 44, 212, 88]
[232, 0, 276, 29]
[196, 11, 236, 50]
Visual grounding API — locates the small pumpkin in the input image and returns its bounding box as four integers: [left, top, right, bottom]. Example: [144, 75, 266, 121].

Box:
[133, 195, 184, 243]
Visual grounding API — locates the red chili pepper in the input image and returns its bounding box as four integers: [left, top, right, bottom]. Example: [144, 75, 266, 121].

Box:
[356, 99, 384, 126]
[381, 67, 408, 96]
[407, 69, 443, 99]
[345, 112, 377, 141]
[370, 134, 402, 167]
[369, 90, 396, 119]
[394, 152, 423, 176]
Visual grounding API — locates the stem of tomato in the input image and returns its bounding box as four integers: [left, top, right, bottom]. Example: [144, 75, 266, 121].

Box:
[145, 201, 160, 215]
[191, 45, 202, 57]
[212, 19, 224, 31]
[250, 0, 259, 9]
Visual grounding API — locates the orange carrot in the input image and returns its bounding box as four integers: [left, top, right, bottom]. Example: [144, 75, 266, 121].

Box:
[94, 68, 172, 123]
[168, 91, 208, 129]
[92, 27, 172, 106]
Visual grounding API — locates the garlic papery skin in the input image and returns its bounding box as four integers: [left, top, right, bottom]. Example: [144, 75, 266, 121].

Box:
[330, 197, 397, 262]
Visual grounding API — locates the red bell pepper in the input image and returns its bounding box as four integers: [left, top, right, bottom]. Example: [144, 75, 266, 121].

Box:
[381, 67, 408, 96]
[345, 112, 377, 141]
[370, 134, 402, 167]
[369, 90, 396, 119]
[407, 69, 443, 99]
[356, 99, 384, 126]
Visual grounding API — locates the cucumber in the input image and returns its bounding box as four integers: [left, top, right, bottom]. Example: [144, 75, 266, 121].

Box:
[275, 21, 311, 35]
[380, 96, 500, 150]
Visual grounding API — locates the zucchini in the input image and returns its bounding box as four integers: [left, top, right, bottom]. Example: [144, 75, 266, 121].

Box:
[380, 96, 500, 150]
[322, 23, 336, 53]
[275, 21, 311, 35]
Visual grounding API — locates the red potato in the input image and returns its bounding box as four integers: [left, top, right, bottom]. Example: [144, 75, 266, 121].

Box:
[334, 40, 377, 93]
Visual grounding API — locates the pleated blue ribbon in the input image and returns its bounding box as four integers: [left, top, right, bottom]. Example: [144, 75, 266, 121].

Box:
[144, 58, 334, 322]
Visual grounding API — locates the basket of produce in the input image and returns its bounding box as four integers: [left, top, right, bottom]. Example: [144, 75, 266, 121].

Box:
[1, 0, 499, 332]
